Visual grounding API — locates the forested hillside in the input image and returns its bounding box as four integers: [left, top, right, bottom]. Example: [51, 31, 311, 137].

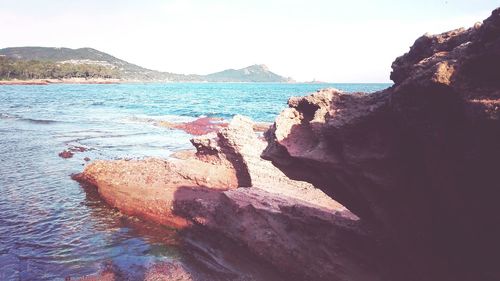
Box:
[0, 56, 118, 80]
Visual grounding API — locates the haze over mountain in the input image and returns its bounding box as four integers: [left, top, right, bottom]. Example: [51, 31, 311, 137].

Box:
[0, 47, 292, 82]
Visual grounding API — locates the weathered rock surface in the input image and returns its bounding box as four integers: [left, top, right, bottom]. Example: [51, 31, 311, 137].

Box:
[264, 8, 500, 281]
[156, 116, 229, 135]
[73, 115, 344, 219]
[190, 115, 346, 211]
[74, 116, 357, 280]
[133, 115, 271, 136]
[174, 187, 384, 281]
[72, 157, 239, 228]
[58, 150, 74, 158]
[143, 262, 195, 281]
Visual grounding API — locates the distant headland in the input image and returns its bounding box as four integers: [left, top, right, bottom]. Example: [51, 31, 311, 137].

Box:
[0, 47, 294, 84]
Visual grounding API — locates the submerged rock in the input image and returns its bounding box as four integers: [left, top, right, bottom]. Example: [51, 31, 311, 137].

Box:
[264, 8, 500, 281]
[68, 261, 121, 281]
[156, 116, 229, 135]
[68, 145, 89, 152]
[143, 262, 194, 281]
[58, 150, 74, 158]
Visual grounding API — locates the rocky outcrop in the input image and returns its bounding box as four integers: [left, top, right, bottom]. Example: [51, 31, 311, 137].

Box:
[59, 150, 74, 158]
[190, 115, 345, 210]
[132, 116, 271, 136]
[74, 116, 342, 222]
[156, 117, 229, 135]
[73, 116, 364, 280]
[263, 8, 500, 281]
[174, 187, 385, 281]
[73, 157, 238, 228]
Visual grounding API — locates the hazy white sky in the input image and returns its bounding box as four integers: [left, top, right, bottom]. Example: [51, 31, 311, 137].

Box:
[1, 0, 498, 82]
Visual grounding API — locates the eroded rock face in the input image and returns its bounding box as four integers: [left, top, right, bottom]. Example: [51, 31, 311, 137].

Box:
[73, 115, 343, 227]
[174, 187, 386, 281]
[192, 115, 345, 211]
[72, 157, 238, 228]
[264, 8, 500, 281]
[73, 115, 366, 280]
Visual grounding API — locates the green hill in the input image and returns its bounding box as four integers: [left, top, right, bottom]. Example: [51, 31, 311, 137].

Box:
[0, 47, 183, 80]
[0, 55, 118, 80]
[0, 47, 292, 82]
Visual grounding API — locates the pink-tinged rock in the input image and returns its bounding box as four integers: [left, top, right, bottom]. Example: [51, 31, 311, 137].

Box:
[157, 117, 228, 135]
[73, 115, 341, 227]
[74, 116, 357, 280]
[73, 157, 238, 228]
[263, 8, 500, 281]
[69, 145, 88, 152]
[143, 262, 194, 281]
[58, 150, 74, 159]
[174, 187, 385, 281]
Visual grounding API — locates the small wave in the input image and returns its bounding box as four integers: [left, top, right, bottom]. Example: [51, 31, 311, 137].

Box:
[0, 113, 19, 120]
[22, 118, 58, 124]
[1, 113, 58, 124]
[9, 104, 29, 109]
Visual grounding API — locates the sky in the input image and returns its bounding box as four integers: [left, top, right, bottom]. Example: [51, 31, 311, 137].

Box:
[0, 0, 498, 82]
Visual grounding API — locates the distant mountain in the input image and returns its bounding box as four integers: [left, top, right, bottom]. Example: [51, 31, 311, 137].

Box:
[204, 64, 293, 82]
[0, 47, 292, 82]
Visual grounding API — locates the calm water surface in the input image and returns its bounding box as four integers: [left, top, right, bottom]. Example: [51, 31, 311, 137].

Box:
[0, 83, 390, 280]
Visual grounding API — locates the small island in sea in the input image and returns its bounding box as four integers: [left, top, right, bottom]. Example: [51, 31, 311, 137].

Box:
[1, 2, 499, 281]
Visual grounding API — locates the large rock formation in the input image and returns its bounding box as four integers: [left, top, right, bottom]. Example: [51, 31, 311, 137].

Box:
[72, 157, 239, 228]
[74, 116, 373, 280]
[263, 8, 500, 281]
[174, 187, 382, 281]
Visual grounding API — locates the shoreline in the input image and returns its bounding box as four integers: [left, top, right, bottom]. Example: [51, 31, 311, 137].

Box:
[0, 78, 393, 86]
[0, 78, 122, 85]
[0, 78, 123, 86]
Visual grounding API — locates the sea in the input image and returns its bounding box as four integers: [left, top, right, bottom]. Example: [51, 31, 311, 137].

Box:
[0, 82, 390, 280]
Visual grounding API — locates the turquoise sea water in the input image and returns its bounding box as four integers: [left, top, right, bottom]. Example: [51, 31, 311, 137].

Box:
[0, 83, 390, 280]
